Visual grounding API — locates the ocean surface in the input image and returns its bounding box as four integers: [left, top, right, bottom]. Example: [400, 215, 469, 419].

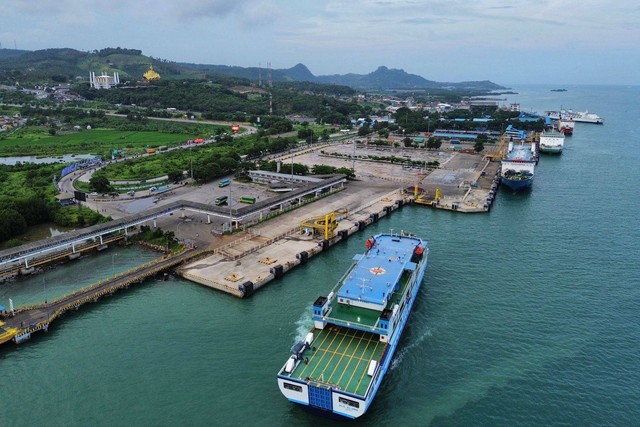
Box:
[1, 85, 639, 426]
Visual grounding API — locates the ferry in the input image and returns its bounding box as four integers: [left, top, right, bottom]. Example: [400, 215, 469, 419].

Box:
[277, 232, 428, 419]
[557, 117, 575, 135]
[545, 109, 604, 125]
[572, 111, 604, 124]
[501, 140, 537, 191]
[539, 130, 565, 154]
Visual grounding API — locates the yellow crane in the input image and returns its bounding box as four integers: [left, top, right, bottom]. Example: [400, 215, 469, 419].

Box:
[484, 131, 539, 161]
[300, 212, 338, 240]
[483, 135, 508, 161]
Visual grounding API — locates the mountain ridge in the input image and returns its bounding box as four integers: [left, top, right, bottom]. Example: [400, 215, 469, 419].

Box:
[0, 47, 504, 91]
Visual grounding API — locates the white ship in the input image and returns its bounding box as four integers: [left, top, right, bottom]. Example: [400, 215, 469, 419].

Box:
[539, 130, 565, 154]
[572, 111, 604, 124]
[277, 232, 428, 419]
[545, 109, 603, 125]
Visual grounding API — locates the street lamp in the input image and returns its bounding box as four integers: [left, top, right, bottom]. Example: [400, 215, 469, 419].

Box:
[228, 187, 233, 231]
[176, 221, 184, 243]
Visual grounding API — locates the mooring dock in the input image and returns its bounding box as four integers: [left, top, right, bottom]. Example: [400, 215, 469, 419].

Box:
[178, 189, 412, 297]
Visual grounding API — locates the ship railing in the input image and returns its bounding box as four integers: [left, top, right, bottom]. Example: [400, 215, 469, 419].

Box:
[321, 314, 382, 335]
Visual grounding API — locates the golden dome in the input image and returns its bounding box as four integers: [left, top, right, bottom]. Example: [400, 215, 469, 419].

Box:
[143, 65, 160, 81]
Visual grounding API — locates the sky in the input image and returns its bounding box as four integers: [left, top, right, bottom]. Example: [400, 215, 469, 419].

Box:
[1, 0, 639, 85]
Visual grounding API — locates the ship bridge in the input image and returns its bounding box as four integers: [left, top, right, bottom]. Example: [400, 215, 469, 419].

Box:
[336, 235, 419, 311]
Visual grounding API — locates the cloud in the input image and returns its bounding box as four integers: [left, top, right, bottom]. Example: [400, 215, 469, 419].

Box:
[9, 0, 281, 28]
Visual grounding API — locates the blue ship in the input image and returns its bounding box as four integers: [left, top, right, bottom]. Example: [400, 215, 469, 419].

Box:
[277, 232, 428, 419]
[500, 128, 536, 192]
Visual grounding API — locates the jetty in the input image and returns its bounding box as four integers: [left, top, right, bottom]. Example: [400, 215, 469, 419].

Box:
[178, 189, 411, 297]
[0, 248, 204, 345]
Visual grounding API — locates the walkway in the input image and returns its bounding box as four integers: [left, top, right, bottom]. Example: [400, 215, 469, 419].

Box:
[0, 247, 205, 345]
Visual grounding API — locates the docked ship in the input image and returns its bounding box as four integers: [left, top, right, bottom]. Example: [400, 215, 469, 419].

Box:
[539, 130, 565, 154]
[501, 140, 537, 191]
[545, 109, 603, 125]
[277, 232, 428, 419]
[572, 111, 604, 124]
[557, 117, 575, 135]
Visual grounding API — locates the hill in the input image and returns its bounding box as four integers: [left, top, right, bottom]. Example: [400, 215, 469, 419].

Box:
[0, 47, 504, 91]
[176, 62, 503, 91]
[0, 48, 184, 84]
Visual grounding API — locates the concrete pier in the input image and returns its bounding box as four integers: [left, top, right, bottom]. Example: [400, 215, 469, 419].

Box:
[178, 190, 409, 297]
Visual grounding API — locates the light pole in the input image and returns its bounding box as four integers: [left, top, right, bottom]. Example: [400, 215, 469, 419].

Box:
[176, 221, 184, 243]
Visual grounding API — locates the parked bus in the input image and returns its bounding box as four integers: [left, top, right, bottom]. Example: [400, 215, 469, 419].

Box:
[218, 178, 230, 188]
[239, 196, 256, 204]
[215, 196, 228, 206]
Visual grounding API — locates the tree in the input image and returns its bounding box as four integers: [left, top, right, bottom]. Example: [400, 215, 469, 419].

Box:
[313, 165, 336, 175]
[193, 160, 222, 183]
[89, 174, 112, 193]
[218, 156, 239, 172]
[168, 170, 184, 183]
[0, 208, 27, 242]
[427, 137, 442, 151]
[474, 140, 485, 153]
[335, 167, 355, 178]
[357, 125, 371, 136]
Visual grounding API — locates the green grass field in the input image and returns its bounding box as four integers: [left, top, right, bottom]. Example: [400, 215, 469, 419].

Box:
[0, 128, 196, 156]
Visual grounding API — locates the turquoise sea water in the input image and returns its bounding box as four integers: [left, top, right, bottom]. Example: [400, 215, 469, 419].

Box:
[1, 85, 639, 426]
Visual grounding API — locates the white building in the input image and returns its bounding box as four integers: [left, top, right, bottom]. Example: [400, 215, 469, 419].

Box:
[89, 71, 120, 89]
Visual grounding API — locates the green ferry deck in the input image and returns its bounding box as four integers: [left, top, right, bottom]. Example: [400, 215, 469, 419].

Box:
[285, 268, 413, 396]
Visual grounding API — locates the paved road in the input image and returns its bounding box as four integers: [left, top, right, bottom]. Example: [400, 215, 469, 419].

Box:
[105, 113, 258, 135]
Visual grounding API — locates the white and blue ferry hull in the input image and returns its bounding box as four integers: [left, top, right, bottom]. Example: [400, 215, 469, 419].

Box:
[277, 251, 428, 419]
[501, 175, 534, 192]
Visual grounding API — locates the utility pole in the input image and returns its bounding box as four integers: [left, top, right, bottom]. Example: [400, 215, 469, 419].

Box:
[227, 186, 233, 232]
[352, 139, 356, 171]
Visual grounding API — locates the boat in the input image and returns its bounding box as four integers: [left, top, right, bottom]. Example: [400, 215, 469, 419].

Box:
[550, 88, 567, 92]
[277, 232, 428, 419]
[0, 322, 17, 345]
[545, 109, 603, 125]
[501, 138, 536, 191]
[557, 117, 575, 135]
[572, 111, 604, 124]
[539, 130, 565, 154]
